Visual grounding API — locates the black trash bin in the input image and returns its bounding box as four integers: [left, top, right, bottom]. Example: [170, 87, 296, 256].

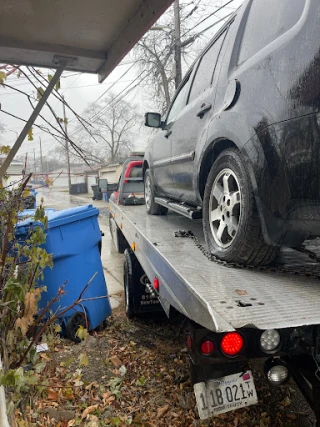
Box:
[91, 184, 102, 200]
[106, 183, 118, 199]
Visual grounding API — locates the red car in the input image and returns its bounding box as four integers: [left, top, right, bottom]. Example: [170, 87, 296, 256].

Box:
[109, 157, 144, 205]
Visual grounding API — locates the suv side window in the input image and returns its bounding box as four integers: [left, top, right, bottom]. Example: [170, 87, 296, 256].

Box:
[166, 73, 192, 125]
[238, 0, 306, 64]
[188, 30, 227, 104]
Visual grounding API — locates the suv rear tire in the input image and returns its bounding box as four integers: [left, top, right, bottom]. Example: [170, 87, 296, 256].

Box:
[203, 148, 279, 266]
[144, 169, 168, 215]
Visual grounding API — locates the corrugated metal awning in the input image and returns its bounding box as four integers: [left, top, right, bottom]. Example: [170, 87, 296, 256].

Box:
[0, 0, 174, 82]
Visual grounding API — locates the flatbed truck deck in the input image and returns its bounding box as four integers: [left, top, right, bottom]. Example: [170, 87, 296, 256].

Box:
[109, 199, 320, 425]
[110, 201, 320, 333]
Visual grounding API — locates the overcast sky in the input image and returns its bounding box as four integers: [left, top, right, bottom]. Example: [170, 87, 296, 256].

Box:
[0, 0, 243, 163]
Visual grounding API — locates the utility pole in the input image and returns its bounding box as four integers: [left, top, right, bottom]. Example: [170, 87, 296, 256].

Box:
[62, 95, 71, 193]
[39, 137, 44, 175]
[23, 153, 28, 176]
[174, 0, 182, 89]
[33, 148, 37, 182]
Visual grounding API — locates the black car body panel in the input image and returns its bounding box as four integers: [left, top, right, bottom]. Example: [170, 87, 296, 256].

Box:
[144, 0, 320, 246]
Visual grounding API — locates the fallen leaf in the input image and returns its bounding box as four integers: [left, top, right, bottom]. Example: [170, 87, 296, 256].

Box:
[79, 353, 89, 367]
[85, 381, 99, 390]
[119, 365, 127, 377]
[81, 404, 99, 419]
[157, 405, 169, 418]
[135, 376, 146, 386]
[280, 396, 291, 407]
[48, 389, 59, 401]
[76, 325, 88, 340]
[287, 414, 297, 420]
[110, 355, 122, 367]
[235, 289, 247, 296]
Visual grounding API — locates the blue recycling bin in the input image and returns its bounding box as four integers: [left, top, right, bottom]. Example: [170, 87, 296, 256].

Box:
[16, 205, 111, 338]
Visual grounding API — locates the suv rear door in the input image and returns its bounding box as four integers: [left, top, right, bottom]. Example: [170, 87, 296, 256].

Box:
[168, 27, 229, 204]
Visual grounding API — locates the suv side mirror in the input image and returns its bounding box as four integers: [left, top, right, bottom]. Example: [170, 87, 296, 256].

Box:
[145, 112, 162, 128]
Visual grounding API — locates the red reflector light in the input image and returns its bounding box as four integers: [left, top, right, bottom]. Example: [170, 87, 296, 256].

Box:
[221, 332, 244, 356]
[153, 277, 159, 291]
[187, 335, 192, 350]
[200, 340, 215, 355]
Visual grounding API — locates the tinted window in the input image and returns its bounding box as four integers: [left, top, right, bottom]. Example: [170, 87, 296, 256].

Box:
[166, 74, 191, 124]
[238, 0, 306, 64]
[130, 166, 143, 179]
[188, 31, 226, 103]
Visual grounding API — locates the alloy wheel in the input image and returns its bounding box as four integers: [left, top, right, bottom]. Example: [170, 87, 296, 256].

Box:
[145, 176, 152, 210]
[209, 168, 241, 249]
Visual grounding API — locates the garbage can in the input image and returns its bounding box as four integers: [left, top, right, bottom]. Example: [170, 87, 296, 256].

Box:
[16, 205, 111, 340]
[106, 183, 118, 199]
[91, 184, 102, 201]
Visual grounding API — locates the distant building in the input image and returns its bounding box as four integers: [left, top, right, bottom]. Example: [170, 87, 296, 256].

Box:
[47, 165, 102, 192]
[0, 157, 24, 188]
[98, 162, 124, 184]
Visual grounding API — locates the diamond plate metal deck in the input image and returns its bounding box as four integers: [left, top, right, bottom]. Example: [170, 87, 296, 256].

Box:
[110, 202, 320, 332]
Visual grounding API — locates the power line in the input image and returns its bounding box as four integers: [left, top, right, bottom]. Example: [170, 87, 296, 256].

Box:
[2, 80, 136, 96]
[68, 71, 148, 136]
[67, 5, 236, 141]
[61, 73, 81, 95]
[195, 11, 234, 38]
[67, 62, 136, 125]
[182, 0, 236, 37]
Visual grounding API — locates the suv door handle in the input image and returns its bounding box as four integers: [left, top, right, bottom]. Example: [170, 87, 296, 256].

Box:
[165, 129, 172, 138]
[196, 103, 212, 118]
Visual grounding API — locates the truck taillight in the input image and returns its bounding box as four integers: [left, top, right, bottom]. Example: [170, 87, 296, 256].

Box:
[187, 335, 192, 350]
[153, 277, 159, 291]
[220, 332, 244, 357]
[200, 340, 215, 355]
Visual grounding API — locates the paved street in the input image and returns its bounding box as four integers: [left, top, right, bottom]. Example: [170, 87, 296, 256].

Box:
[36, 186, 124, 309]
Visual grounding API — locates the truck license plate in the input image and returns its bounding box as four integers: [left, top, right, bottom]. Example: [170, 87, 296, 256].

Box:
[194, 371, 258, 419]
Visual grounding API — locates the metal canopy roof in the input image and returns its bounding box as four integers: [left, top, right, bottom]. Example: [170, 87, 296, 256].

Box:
[0, 0, 174, 82]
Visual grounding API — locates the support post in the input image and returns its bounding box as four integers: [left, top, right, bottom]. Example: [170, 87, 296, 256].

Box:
[33, 148, 37, 183]
[174, 0, 182, 89]
[0, 61, 67, 180]
[39, 136, 44, 175]
[62, 95, 71, 193]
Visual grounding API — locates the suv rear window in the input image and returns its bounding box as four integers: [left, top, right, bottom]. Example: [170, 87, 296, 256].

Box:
[238, 0, 306, 64]
[188, 30, 227, 103]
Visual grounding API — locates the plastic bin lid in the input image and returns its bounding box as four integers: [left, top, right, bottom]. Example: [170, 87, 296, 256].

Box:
[45, 205, 100, 228]
[16, 205, 99, 233]
[16, 208, 56, 236]
[18, 208, 55, 218]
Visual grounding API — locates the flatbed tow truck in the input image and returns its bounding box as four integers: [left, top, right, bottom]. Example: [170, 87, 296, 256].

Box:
[109, 196, 320, 425]
[2, 0, 320, 424]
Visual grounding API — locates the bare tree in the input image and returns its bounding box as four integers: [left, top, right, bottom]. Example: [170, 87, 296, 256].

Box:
[134, 0, 236, 112]
[134, 0, 207, 112]
[0, 66, 98, 171]
[75, 93, 140, 163]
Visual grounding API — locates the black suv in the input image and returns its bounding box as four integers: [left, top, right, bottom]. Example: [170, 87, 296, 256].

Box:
[143, 0, 320, 266]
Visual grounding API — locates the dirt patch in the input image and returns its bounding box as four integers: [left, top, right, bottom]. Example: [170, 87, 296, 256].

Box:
[18, 304, 315, 426]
